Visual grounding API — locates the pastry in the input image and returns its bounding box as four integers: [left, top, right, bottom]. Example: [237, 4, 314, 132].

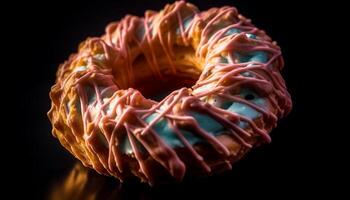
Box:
[48, 1, 292, 185]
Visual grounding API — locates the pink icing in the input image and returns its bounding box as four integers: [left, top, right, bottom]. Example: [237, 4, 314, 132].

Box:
[48, 1, 292, 184]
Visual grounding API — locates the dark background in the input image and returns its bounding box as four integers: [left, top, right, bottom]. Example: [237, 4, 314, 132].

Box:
[6, 0, 339, 199]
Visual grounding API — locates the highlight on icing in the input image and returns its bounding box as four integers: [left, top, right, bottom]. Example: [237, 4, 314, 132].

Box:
[48, 1, 292, 185]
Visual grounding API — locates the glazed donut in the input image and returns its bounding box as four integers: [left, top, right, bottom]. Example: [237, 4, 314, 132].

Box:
[48, 1, 292, 185]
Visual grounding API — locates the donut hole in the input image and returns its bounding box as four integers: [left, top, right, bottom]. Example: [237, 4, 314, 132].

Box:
[129, 46, 201, 101]
[135, 74, 198, 101]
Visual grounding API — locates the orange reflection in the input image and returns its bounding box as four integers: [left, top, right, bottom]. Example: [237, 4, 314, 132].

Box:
[48, 162, 122, 200]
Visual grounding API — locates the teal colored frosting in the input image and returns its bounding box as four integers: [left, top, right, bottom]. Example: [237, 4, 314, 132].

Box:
[225, 28, 240, 36]
[246, 33, 257, 39]
[221, 28, 266, 65]
[176, 15, 194, 34]
[226, 89, 266, 128]
[220, 51, 267, 64]
[225, 28, 257, 39]
[236, 51, 268, 63]
[120, 88, 266, 153]
[145, 113, 187, 147]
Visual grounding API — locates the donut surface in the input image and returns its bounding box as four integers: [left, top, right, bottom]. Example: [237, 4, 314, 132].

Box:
[48, 1, 292, 185]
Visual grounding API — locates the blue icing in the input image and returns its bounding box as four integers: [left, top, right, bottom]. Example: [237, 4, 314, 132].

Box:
[226, 89, 266, 128]
[121, 89, 266, 153]
[132, 113, 203, 150]
[227, 102, 262, 128]
[225, 28, 241, 36]
[236, 51, 268, 63]
[137, 111, 224, 150]
[181, 129, 202, 145]
[221, 53, 264, 65]
[176, 15, 194, 34]
[183, 16, 194, 30]
[246, 33, 257, 39]
[145, 113, 184, 147]
[189, 111, 224, 136]
[155, 90, 263, 144]
[224, 28, 256, 39]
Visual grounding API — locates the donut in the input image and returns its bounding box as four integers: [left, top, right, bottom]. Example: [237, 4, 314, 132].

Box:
[48, 1, 292, 185]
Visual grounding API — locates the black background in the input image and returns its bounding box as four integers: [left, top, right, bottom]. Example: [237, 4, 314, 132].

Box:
[6, 0, 339, 199]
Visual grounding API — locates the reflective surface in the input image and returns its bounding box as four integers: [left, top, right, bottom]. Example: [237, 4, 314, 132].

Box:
[45, 156, 282, 200]
[48, 163, 122, 200]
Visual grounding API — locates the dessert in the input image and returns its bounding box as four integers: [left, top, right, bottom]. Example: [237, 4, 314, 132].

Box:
[48, 1, 292, 185]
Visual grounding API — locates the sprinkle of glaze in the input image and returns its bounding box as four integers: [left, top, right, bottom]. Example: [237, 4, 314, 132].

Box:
[48, 1, 292, 184]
